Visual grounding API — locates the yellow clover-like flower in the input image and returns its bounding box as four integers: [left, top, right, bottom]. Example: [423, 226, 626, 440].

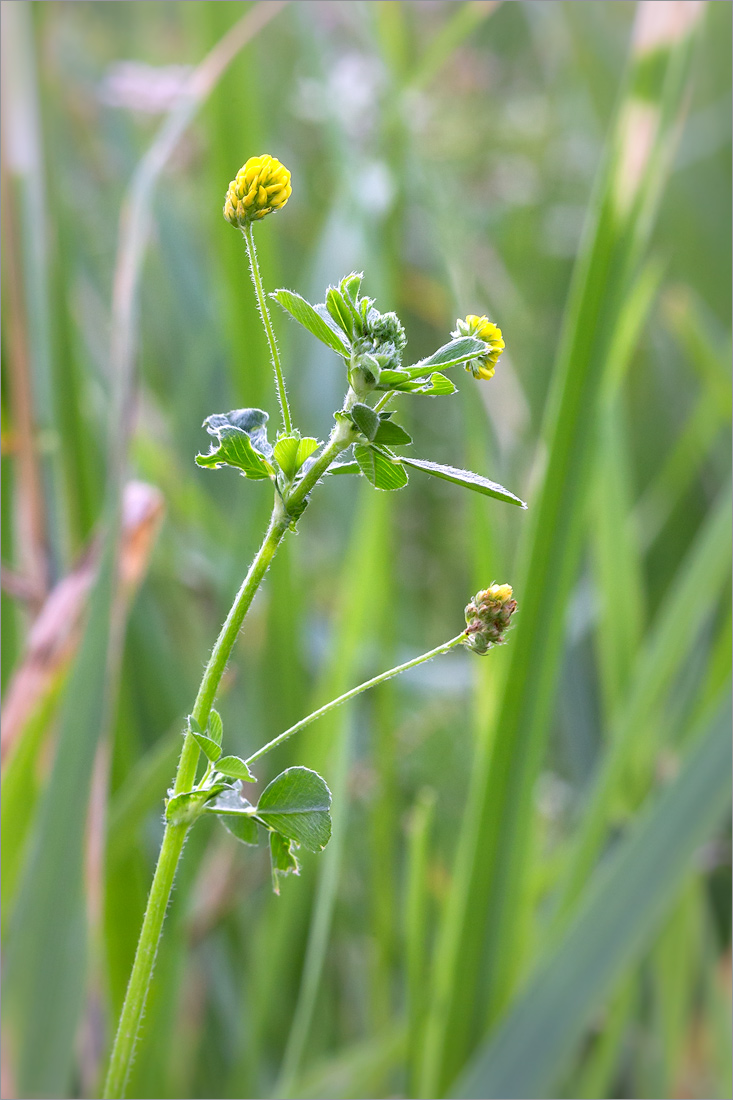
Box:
[463, 583, 518, 654]
[224, 154, 292, 228]
[452, 314, 505, 380]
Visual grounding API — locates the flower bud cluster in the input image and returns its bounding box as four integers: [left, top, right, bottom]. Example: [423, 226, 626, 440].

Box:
[224, 154, 292, 228]
[463, 584, 517, 653]
[323, 273, 407, 392]
[452, 315, 505, 380]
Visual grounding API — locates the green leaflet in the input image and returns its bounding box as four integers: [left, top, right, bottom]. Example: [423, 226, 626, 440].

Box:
[215, 755, 256, 782]
[354, 444, 409, 491]
[255, 766, 333, 853]
[270, 288, 350, 356]
[196, 408, 274, 479]
[454, 697, 732, 1100]
[207, 709, 223, 747]
[350, 403, 380, 441]
[373, 418, 412, 446]
[403, 336, 487, 376]
[274, 434, 321, 478]
[381, 450, 526, 507]
[191, 732, 221, 762]
[221, 814, 260, 846]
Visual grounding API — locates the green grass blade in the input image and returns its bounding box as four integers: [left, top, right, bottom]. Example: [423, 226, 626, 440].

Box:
[421, 8, 707, 1090]
[453, 694, 732, 1100]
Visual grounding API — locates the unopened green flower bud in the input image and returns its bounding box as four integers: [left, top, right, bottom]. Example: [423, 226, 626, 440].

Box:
[463, 583, 517, 653]
[366, 310, 406, 357]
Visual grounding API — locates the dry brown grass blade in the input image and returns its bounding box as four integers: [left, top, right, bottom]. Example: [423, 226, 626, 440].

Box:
[0, 482, 165, 765]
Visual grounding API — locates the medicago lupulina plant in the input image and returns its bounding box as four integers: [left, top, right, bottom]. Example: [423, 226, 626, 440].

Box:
[103, 154, 526, 1098]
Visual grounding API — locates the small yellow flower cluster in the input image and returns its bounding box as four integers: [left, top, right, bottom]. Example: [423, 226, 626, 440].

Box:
[452, 314, 505, 380]
[463, 583, 517, 653]
[224, 155, 292, 228]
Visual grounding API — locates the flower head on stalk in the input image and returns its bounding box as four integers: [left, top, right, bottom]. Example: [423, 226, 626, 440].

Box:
[463, 584, 517, 653]
[224, 154, 292, 228]
[452, 314, 505, 380]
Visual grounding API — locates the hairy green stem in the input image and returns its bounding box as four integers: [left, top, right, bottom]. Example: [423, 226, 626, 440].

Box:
[103, 418, 356, 1097]
[243, 223, 292, 435]
[103, 509, 287, 1098]
[245, 632, 467, 766]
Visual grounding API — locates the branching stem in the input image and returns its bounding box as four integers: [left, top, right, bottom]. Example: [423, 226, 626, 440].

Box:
[245, 632, 467, 766]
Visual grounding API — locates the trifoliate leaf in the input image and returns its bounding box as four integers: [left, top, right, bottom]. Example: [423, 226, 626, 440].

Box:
[269, 832, 300, 894]
[271, 289, 350, 356]
[387, 451, 527, 508]
[373, 418, 412, 445]
[196, 409, 274, 479]
[209, 408, 272, 456]
[354, 444, 409, 491]
[215, 756, 256, 782]
[255, 766, 332, 852]
[350, 403, 380, 441]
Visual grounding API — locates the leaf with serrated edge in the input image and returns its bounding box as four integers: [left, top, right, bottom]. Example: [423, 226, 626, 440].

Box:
[271, 289, 350, 356]
[381, 450, 526, 508]
[255, 766, 332, 852]
[192, 732, 221, 762]
[208, 709, 223, 747]
[354, 444, 408, 491]
[350, 403, 379, 440]
[216, 756, 256, 782]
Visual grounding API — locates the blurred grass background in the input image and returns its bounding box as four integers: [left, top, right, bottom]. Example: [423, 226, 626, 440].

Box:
[1, 2, 731, 1098]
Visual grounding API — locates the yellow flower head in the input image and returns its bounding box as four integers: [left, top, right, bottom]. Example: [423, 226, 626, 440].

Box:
[224, 154, 292, 228]
[463, 583, 517, 654]
[452, 314, 505, 380]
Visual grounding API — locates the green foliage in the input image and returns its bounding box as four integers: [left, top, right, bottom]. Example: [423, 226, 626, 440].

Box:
[2, 3, 730, 1099]
[269, 831, 300, 893]
[188, 715, 222, 762]
[196, 408, 274, 479]
[214, 755, 256, 781]
[354, 444, 409, 491]
[394, 453, 527, 507]
[255, 766, 333, 852]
